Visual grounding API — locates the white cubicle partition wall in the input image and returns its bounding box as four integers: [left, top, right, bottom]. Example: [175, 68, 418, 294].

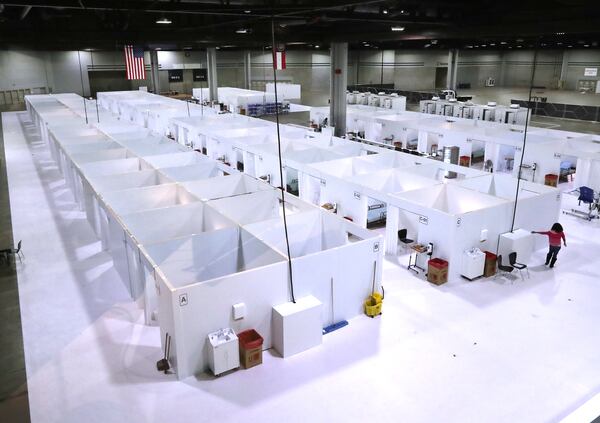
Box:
[83, 169, 173, 238]
[116, 202, 239, 323]
[181, 174, 272, 201]
[148, 228, 289, 378]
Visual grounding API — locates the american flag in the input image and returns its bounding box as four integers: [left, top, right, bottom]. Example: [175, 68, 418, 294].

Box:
[273, 49, 286, 70]
[124, 45, 146, 80]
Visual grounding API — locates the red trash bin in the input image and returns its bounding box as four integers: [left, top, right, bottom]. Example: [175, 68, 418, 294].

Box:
[238, 329, 264, 369]
[427, 258, 449, 285]
[483, 251, 497, 277]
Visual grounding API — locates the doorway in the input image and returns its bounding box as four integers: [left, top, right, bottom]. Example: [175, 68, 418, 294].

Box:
[435, 67, 448, 89]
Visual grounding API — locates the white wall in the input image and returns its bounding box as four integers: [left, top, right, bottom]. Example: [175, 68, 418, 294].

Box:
[2, 48, 599, 104]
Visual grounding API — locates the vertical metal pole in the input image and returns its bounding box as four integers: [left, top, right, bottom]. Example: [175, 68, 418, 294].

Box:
[150, 50, 160, 94]
[244, 50, 252, 89]
[330, 42, 348, 137]
[207, 47, 218, 102]
[77, 50, 88, 124]
[510, 47, 539, 232]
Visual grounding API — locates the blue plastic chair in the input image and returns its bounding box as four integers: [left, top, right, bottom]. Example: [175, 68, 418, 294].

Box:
[579, 186, 594, 206]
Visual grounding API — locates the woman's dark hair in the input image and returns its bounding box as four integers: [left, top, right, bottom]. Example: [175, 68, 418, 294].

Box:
[551, 223, 563, 232]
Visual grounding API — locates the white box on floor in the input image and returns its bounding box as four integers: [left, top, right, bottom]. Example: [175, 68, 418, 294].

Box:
[498, 229, 534, 264]
[272, 296, 322, 358]
[207, 328, 240, 376]
[461, 248, 485, 280]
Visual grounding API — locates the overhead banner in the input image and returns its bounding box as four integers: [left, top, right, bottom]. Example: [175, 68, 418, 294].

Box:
[584, 68, 598, 77]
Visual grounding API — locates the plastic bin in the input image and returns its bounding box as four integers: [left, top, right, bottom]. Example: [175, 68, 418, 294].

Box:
[544, 173, 558, 187]
[427, 258, 448, 285]
[364, 291, 383, 317]
[483, 251, 497, 277]
[238, 329, 263, 369]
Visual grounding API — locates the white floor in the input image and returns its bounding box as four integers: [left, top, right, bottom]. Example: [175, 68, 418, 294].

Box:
[4, 110, 600, 423]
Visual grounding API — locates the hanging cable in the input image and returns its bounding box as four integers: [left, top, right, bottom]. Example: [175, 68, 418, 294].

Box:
[77, 50, 89, 124]
[510, 43, 539, 232]
[270, 17, 296, 303]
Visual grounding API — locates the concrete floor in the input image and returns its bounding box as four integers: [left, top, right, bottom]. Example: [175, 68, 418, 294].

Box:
[0, 113, 31, 422]
[3, 109, 600, 423]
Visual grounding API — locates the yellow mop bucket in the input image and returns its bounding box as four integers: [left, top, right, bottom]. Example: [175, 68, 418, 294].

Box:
[364, 261, 383, 318]
[364, 292, 383, 317]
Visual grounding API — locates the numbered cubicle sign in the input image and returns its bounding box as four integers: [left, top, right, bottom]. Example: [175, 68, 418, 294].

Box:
[193, 69, 208, 82]
[168, 69, 183, 82]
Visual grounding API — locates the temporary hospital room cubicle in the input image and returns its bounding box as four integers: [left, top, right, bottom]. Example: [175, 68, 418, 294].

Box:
[169, 114, 271, 151]
[560, 137, 600, 192]
[353, 168, 442, 238]
[304, 156, 385, 224]
[114, 202, 239, 324]
[204, 127, 276, 167]
[67, 148, 142, 208]
[375, 113, 426, 147]
[83, 169, 174, 239]
[455, 173, 562, 251]
[147, 203, 383, 379]
[386, 184, 513, 281]
[181, 174, 272, 202]
[99, 184, 200, 296]
[145, 228, 289, 379]
[139, 151, 228, 183]
[512, 136, 563, 185]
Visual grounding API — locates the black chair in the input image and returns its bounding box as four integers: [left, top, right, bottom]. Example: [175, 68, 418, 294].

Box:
[397, 229, 414, 250]
[508, 252, 529, 280]
[495, 255, 514, 281]
[1, 240, 23, 265]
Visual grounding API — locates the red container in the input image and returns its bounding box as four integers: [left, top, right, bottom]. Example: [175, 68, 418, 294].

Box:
[483, 251, 497, 277]
[427, 258, 448, 285]
[428, 258, 448, 269]
[238, 329, 264, 369]
[545, 173, 558, 187]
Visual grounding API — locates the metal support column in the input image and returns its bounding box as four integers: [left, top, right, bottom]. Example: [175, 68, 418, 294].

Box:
[207, 47, 218, 102]
[446, 48, 459, 91]
[243, 50, 252, 90]
[330, 42, 348, 137]
[559, 50, 569, 89]
[150, 50, 160, 94]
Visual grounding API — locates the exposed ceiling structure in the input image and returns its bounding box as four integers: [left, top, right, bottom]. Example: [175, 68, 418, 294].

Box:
[0, 0, 599, 50]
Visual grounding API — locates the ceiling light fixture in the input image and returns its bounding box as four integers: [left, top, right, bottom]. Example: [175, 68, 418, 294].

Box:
[244, 10, 251, 14]
[382, 9, 388, 14]
[156, 17, 172, 24]
[236, 28, 249, 34]
[315, 45, 320, 48]
[391, 26, 405, 32]
[500, 41, 507, 45]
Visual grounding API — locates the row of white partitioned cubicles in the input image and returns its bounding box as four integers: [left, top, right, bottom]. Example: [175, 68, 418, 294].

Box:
[161, 96, 562, 283]
[25, 92, 384, 380]
[309, 104, 600, 194]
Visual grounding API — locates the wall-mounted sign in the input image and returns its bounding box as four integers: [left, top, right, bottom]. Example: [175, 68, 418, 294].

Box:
[584, 68, 598, 77]
[168, 69, 183, 82]
[353, 191, 361, 200]
[419, 216, 429, 225]
[373, 242, 380, 253]
[179, 293, 188, 307]
[193, 68, 208, 82]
